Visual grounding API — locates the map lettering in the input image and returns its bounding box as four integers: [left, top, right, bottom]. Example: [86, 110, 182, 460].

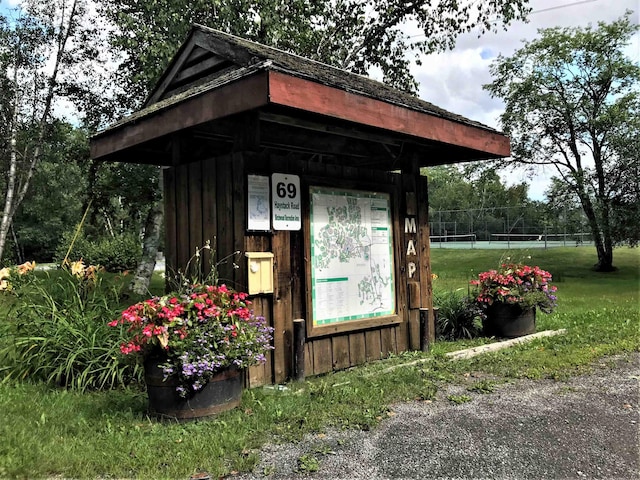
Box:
[406, 240, 416, 256]
[408, 262, 416, 278]
[405, 217, 417, 234]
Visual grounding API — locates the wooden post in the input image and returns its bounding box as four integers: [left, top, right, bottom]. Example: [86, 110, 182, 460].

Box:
[293, 318, 306, 381]
[420, 308, 429, 352]
[420, 307, 439, 352]
[432, 307, 439, 345]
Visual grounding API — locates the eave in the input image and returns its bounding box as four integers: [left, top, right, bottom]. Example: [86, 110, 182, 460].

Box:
[90, 68, 510, 166]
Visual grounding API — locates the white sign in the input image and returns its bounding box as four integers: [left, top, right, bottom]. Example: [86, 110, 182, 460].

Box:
[272, 173, 301, 230]
[247, 175, 271, 231]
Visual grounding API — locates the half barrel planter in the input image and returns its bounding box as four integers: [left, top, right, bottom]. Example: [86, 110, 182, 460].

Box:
[143, 358, 243, 420]
[483, 302, 536, 338]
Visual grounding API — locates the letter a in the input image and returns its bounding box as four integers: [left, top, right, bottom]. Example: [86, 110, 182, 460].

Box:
[406, 240, 417, 256]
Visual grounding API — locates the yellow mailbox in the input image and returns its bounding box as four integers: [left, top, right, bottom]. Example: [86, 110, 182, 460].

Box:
[245, 252, 275, 295]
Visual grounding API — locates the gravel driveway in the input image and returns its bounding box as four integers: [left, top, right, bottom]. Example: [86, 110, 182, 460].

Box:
[235, 353, 639, 480]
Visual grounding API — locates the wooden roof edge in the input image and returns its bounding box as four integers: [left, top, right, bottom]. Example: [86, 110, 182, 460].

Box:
[93, 60, 505, 145]
[267, 63, 500, 136]
[91, 63, 270, 141]
[143, 27, 201, 108]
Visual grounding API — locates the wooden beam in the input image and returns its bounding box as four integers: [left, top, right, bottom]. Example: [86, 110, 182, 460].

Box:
[146, 35, 199, 107]
[259, 111, 402, 148]
[445, 330, 568, 360]
[184, 46, 211, 67]
[193, 30, 254, 66]
[91, 72, 269, 160]
[267, 71, 510, 160]
[172, 55, 230, 86]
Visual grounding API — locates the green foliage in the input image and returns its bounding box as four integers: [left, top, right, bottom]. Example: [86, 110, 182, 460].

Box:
[0, 266, 142, 390]
[297, 454, 320, 473]
[87, 235, 142, 273]
[54, 230, 142, 272]
[103, 0, 530, 106]
[467, 380, 497, 394]
[423, 166, 556, 241]
[87, 162, 160, 239]
[0, 0, 110, 264]
[13, 122, 88, 262]
[433, 289, 484, 340]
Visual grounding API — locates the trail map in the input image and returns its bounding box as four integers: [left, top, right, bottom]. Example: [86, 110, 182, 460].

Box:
[310, 187, 395, 326]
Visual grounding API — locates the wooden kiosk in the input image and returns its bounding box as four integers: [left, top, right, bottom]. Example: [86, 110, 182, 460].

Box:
[91, 25, 510, 386]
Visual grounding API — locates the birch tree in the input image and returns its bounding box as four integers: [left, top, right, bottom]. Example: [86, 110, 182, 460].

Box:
[0, 0, 100, 262]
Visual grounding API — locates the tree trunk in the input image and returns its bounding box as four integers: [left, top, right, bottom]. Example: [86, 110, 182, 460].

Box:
[10, 223, 23, 264]
[0, 78, 20, 262]
[128, 168, 164, 295]
[579, 190, 615, 272]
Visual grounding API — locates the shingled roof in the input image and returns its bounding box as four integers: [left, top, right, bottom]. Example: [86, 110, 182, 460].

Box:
[91, 24, 509, 166]
[167, 26, 493, 126]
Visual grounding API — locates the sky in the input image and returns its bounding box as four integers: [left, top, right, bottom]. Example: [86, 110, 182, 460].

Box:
[410, 0, 640, 200]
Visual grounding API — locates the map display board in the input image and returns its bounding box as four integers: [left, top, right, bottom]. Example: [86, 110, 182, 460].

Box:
[309, 186, 395, 326]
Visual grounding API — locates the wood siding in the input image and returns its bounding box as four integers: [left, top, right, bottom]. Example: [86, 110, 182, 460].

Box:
[164, 152, 432, 386]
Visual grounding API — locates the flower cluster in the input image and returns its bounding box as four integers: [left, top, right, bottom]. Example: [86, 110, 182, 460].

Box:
[0, 261, 36, 291]
[109, 283, 274, 397]
[470, 262, 558, 314]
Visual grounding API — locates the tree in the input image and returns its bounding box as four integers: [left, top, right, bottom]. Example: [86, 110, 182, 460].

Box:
[12, 122, 88, 262]
[103, 0, 531, 105]
[0, 0, 105, 263]
[425, 165, 538, 241]
[485, 13, 640, 271]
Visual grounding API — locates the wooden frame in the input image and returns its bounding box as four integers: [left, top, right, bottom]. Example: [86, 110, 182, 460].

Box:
[303, 177, 403, 338]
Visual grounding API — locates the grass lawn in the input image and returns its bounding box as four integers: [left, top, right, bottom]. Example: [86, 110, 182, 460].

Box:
[0, 247, 638, 478]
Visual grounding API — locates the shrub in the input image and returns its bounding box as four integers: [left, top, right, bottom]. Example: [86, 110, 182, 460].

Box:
[0, 261, 142, 390]
[433, 289, 485, 340]
[55, 230, 142, 272]
[88, 234, 142, 272]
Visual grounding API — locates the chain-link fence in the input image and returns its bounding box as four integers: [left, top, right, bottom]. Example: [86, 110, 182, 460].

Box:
[429, 206, 592, 249]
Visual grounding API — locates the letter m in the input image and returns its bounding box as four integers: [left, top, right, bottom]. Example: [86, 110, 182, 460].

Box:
[404, 217, 417, 234]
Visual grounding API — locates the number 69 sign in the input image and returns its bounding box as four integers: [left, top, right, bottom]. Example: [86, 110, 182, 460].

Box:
[271, 173, 301, 231]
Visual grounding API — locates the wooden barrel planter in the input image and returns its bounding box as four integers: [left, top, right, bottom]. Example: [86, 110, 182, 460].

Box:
[483, 303, 536, 338]
[144, 359, 243, 420]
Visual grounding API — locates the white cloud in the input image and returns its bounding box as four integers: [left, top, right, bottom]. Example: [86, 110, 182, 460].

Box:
[411, 0, 640, 199]
[1, 0, 22, 8]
